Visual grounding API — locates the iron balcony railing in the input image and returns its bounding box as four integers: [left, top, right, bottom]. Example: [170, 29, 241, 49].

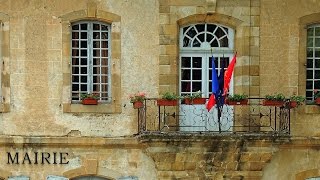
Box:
[136, 98, 291, 134]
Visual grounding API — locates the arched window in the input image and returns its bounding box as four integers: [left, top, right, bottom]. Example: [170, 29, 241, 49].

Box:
[71, 21, 111, 103]
[306, 25, 320, 101]
[179, 23, 234, 131]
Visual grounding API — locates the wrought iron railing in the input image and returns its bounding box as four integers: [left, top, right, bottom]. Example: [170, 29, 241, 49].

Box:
[137, 98, 291, 134]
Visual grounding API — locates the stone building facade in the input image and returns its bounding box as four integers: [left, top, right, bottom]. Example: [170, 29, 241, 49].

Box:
[0, 0, 318, 179]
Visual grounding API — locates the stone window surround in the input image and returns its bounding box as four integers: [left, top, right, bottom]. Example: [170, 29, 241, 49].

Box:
[60, 7, 121, 114]
[299, 12, 320, 114]
[0, 12, 10, 113]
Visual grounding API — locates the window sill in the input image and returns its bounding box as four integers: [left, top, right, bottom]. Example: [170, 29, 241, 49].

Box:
[63, 103, 121, 114]
[303, 104, 320, 114]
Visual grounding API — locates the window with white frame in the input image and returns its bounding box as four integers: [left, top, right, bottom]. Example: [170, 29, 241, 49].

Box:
[180, 23, 234, 98]
[71, 21, 111, 103]
[306, 25, 320, 101]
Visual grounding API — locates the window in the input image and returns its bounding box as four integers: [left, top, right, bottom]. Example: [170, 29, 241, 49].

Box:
[71, 21, 111, 103]
[180, 23, 234, 98]
[306, 25, 320, 101]
[179, 23, 234, 131]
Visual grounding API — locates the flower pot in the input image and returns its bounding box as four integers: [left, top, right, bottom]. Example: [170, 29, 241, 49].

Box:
[82, 98, 98, 105]
[289, 101, 298, 108]
[226, 99, 248, 105]
[184, 98, 206, 105]
[133, 101, 144, 109]
[262, 100, 284, 107]
[157, 99, 178, 106]
[315, 98, 320, 105]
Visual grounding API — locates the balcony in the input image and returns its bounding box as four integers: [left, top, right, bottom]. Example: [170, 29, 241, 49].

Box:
[136, 98, 291, 135]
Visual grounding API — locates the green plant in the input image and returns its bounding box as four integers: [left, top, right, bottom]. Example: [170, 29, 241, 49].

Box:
[227, 94, 248, 101]
[184, 90, 202, 100]
[161, 92, 180, 100]
[314, 90, 320, 99]
[81, 93, 99, 100]
[129, 92, 146, 103]
[264, 93, 286, 101]
[290, 95, 305, 105]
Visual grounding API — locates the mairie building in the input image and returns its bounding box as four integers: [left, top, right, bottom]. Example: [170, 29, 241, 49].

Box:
[0, 0, 319, 179]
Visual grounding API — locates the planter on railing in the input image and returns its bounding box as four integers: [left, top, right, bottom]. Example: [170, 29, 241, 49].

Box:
[315, 98, 320, 105]
[133, 101, 144, 109]
[157, 99, 178, 106]
[184, 98, 206, 105]
[262, 100, 284, 107]
[226, 99, 248, 105]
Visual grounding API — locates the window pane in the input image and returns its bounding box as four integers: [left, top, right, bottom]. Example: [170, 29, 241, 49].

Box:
[307, 59, 313, 68]
[93, 41, 100, 48]
[93, 50, 100, 57]
[72, 84, 79, 91]
[81, 50, 87, 56]
[316, 27, 320, 36]
[315, 81, 320, 89]
[81, 84, 87, 91]
[72, 58, 79, 65]
[316, 48, 320, 57]
[81, 67, 87, 74]
[101, 41, 108, 48]
[315, 38, 320, 47]
[93, 32, 100, 39]
[193, 39, 201, 47]
[81, 58, 87, 65]
[307, 38, 313, 47]
[307, 48, 313, 57]
[181, 69, 190, 80]
[101, 32, 108, 39]
[101, 58, 108, 66]
[195, 24, 205, 32]
[315, 59, 320, 68]
[101, 25, 108, 30]
[72, 41, 79, 48]
[193, 57, 202, 68]
[315, 70, 320, 79]
[80, 23, 87, 30]
[307, 28, 314, 36]
[72, 76, 79, 82]
[306, 91, 313, 100]
[93, 23, 100, 30]
[101, 49, 108, 57]
[181, 57, 191, 68]
[193, 82, 201, 92]
[80, 76, 87, 83]
[192, 70, 201, 80]
[181, 82, 190, 92]
[93, 58, 99, 66]
[81, 32, 87, 39]
[72, 32, 79, 39]
[80, 41, 87, 48]
[72, 24, 79, 30]
[307, 70, 313, 79]
[306, 80, 313, 89]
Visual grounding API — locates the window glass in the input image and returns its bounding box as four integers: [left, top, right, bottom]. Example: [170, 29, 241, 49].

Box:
[71, 21, 110, 102]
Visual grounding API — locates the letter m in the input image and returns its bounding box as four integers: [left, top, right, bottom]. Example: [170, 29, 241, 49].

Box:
[7, 152, 19, 164]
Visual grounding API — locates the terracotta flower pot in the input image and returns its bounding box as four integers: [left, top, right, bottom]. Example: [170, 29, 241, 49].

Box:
[226, 99, 248, 105]
[184, 98, 206, 105]
[262, 100, 284, 107]
[133, 101, 144, 109]
[315, 98, 320, 105]
[82, 98, 98, 105]
[289, 101, 298, 108]
[157, 99, 178, 106]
